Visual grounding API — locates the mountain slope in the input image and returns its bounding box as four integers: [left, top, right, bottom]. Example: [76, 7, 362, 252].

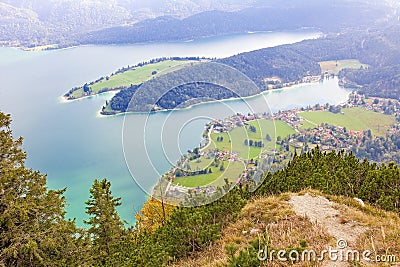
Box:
[0, 2, 46, 45]
[171, 191, 399, 266]
[0, 0, 257, 46]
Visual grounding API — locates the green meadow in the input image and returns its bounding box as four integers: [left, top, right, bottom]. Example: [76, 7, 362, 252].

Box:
[69, 60, 196, 98]
[173, 161, 244, 188]
[299, 119, 317, 130]
[210, 119, 296, 159]
[319, 59, 369, 75]
[299, 107, 396, 136]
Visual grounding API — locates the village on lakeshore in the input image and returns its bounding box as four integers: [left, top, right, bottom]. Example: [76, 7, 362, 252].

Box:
[156, 92, 400, 203]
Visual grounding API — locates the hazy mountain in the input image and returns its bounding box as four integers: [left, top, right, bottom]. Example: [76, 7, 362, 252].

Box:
[79, 3, 392, 45]
[0, 0, 396, 47]
[0, 0, 131, 45]
[119, 0, 256, 19]
[0, 0, 258, 46]
[0, 2, 44, 45]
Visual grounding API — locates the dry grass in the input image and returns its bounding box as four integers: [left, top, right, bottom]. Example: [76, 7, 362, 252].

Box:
[170, 194, 332, 267]
[299, 189, 400, 265]
[170, 190, 400, 267]
[327, 195, 400, 266]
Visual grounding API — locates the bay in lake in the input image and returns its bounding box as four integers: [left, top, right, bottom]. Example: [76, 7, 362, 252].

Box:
[0, 30, 350, 226]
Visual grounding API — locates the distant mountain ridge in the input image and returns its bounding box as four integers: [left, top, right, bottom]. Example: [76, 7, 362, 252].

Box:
[0, 0, 256, 47]
[78, 4, 390, 45]
[0, 0, 395, 47]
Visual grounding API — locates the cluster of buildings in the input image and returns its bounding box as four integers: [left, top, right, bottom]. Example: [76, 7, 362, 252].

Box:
[290, 125, 367, 152]
[273, 109, 302, 130]
[215, 150, 240, 162]
[210, 113, 267, 134]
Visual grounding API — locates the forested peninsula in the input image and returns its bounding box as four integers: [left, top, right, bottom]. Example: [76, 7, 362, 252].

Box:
[93, 25, 400, 115]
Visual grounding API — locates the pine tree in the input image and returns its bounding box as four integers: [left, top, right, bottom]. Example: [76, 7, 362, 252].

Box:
[0, 112, 89, 266]
[85, 178, 125, 265]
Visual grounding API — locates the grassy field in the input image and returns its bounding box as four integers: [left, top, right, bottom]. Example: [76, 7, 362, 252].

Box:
[247, 119, 295, 140]
[319, 59, 369, 75]
[299, 119, 317, 130]
[174, 190, 400, 266]
[211, 130, 261, 160]
[188, 156, 214, 171]
[210, 119, 296, 159]
[173, 161, 244, 188]
[70, 60, 197, 98]
[299, 107, 396, 136]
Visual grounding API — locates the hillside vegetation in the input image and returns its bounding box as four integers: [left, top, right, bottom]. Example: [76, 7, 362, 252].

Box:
[171, 190, 400, 266]
[340, 64, 400, 99]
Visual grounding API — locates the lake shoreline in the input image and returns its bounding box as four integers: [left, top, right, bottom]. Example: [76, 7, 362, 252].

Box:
[8, 28, 322, 52]
[97, 77, 330, 117]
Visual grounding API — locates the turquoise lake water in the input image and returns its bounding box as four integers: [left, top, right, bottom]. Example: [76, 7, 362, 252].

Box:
[0, 30, 351, 226]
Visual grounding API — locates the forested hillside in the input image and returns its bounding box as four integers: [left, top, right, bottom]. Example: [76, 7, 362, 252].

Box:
[340, 65, 400, 99]
[2, 111, 400, 266]
[333, 25, 400, 99]
[218, 44, 322, 86]
[221, 24, 400, 84]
